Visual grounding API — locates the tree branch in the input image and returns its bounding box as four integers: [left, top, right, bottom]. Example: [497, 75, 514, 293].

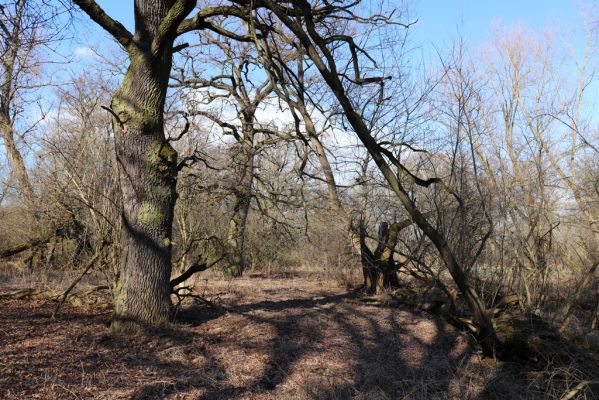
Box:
[177, 4, 272, 40]
[71, 0, 133, 49]
[52, 247, 104, 318]
[170, 263, 208, 290]
[170, 254, 225, 289]
[177, 5, 247, 36]
[151, 0, 196, 57]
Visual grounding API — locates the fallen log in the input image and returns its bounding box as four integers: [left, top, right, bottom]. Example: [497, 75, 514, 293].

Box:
[0, 234, 55, 258]
[0, 288, 58, 300]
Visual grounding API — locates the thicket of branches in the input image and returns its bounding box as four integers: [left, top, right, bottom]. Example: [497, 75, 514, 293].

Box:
[0, 0, 598, 365]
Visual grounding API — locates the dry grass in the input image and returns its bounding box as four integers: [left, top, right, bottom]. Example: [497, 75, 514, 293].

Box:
[0, 273, 597, 399]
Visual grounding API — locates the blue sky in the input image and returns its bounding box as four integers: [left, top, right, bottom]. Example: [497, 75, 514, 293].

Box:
[65, 1, 592, 74]
[78, 1, 596, 127]
[66, 1, 592, 81]
[89, 0, 587, 48]
[74, 1, 594, 102]
[94, 0, 134, 31]
[409, 0, 584, 45]
[16, 1, 599, 129]
[31, 1, 599, 143]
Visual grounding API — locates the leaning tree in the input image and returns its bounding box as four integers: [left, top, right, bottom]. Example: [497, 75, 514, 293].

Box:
[240, 0, 501, 355]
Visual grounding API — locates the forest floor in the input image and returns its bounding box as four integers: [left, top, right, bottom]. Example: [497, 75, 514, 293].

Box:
[0, 273, 595, 399]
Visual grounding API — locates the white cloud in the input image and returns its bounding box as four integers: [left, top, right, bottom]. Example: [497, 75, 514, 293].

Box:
[73, 46, 95, 59]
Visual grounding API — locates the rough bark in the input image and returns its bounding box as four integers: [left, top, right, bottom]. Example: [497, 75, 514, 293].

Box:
[73, 0, 196, 330]
[110, 45, 179, 329]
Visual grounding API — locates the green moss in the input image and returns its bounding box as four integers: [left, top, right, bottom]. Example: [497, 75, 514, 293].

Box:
[159, 141, 177, 161]
[227, 219, 239, 244]
[148, 139, 177, 167]
[138, 202, 164, 228]
[111, 46, 165, 131]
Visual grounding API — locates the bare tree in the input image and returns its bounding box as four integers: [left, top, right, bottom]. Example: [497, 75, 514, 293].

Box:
[238, 0, 500, 354]
[41, 71, 121, 278]
[172, 35, 275, 277]
[0, 0, 64, 201]
[487, 26, 599, 331]
[252, 18, 417, 295]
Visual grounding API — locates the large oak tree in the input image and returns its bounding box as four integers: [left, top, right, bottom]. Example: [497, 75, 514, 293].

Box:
[71, 0, 255, 329]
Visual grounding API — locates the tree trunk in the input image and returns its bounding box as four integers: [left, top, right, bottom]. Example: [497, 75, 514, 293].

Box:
[110, 46, 178, 330]
[361, 222, 402, 295]
[225, 118, 255, 277]
[363, 264, 399, 295]
[0, 0, 34, 202]
[70, 0, 198, 330]
[0, 120, 33, 200]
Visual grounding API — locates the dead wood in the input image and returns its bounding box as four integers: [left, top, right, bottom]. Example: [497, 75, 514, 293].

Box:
[53, 250, 103, 318]
[0, 288, 58, 300]
[0, 234, 55, 258]
[170, 263, 209, 290]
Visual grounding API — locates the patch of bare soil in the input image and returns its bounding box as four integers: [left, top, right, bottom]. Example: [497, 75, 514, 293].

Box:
[0, 276, 548, 399]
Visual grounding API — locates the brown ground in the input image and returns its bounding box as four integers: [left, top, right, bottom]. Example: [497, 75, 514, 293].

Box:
[0, 275, 568, 399]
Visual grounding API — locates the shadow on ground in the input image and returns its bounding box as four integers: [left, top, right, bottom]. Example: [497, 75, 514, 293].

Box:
[1, 278, 595, 399]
